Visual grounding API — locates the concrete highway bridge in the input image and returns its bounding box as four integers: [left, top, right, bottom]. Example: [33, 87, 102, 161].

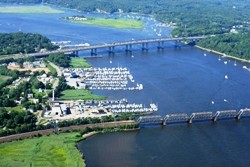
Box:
[21, 36, 207, 58]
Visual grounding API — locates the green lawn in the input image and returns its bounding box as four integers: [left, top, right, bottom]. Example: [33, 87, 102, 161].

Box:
[0, 75, 11, 84]
[0, 132, 85, 167]
[0, 6, 64, 14]
[70, 58, 91, 68]
[67, 18, 144, 29]
[47, 63, 57, 77]
[59, 89, 105, 100]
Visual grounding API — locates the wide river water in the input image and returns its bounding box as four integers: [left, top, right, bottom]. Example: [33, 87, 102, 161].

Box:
[1, 5, 250, 167]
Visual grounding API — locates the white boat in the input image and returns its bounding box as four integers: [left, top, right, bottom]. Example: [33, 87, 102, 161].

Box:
[224, 61, 227, 64]
[243, 66, 250, 71]
[234, 60, 237, 66]
[224, 75, 228, 79]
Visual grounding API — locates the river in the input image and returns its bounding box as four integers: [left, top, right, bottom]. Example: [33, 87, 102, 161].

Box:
[1, 5, 250, 167]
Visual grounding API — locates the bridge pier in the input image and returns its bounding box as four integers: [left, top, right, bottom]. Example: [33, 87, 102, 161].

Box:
[73, 51, 79, 56]
[125, 44, 132, 52]
[108, 46, 115, 54]
[91, 48, 97, 56]
[236, 108, 250, 120]
[175, 40, 181, 48]
[142, 43, 148, 51]
[157, 41, 164, 49]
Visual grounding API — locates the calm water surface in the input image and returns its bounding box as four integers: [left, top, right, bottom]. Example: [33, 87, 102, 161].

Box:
[1, 6, 250, 167]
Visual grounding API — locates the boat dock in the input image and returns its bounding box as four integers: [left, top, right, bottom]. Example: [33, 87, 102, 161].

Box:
[63, 67, 143, 91]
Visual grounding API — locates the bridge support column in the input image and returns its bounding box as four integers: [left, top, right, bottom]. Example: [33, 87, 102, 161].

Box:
[157, 41, 164, 49]
[73, 51, 79, 56]
[188, 114, 195, 124]
[212, 112, 220, 122]
[236, 110, 244, 120]
[142, 43, 148, 51]
[108, 46, 115, 54]
[175, 40, 181, 48]
[91, 49, 97, 56]
[125, 44, 132, 52]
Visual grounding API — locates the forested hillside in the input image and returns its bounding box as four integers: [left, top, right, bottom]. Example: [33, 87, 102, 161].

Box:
[0, 32, 58, 55]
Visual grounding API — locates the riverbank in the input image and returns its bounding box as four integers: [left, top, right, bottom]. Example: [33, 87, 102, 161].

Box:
[196, 45, 250, 63]
[0, 120, 136, 143]
[82, 131, 99, 139]
[81, 126, 139, 139]
[0, 120, 138, 166]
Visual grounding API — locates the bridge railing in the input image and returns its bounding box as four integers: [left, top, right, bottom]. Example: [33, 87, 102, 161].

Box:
[188, 112, 213, 123]
[137, 115, 163, 124]
[237, 108, 250, 119]
[213, 110, 237, 122]
[164, 113, 189, 125]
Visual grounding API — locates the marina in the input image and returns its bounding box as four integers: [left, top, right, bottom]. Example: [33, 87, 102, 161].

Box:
[63, 67, 143, 90]
[45, 99, 158, 121]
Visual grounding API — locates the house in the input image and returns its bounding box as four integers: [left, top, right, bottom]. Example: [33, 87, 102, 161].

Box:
[27, 94, 33, 98]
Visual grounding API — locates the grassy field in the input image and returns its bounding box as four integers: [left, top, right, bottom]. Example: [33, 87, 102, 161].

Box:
[70, 58, 91, 68]
[47, 63, 57, 76]
[0, 75, 11, 84]
[59, 89, 105, 100]
[68, 18, 144, 29]
[0, 6, 64, 14]
[0, 132, 85, 167]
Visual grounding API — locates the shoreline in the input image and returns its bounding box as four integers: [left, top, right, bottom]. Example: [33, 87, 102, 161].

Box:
[195, 45, 250, 63]
[82, 131, 99, 139]
[81, 127, 140, 140]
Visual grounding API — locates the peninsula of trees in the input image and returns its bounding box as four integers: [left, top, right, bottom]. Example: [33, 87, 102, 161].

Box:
[0, 32, 58, 55]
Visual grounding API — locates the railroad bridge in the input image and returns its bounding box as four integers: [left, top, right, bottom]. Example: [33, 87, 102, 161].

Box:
[137, 108, 250, 126]
[23, 36, 208, 58]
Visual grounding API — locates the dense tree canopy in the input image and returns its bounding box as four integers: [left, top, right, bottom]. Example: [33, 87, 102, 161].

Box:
[198, 33, 250, 60]
[0, 32, 58, 55]
[46, 53, 71, 67]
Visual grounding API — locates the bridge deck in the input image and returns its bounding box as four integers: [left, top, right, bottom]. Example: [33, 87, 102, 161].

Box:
[23, 36, 208, 57]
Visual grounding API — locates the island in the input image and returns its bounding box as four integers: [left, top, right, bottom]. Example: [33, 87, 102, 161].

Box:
[63, 15, 144, 29]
